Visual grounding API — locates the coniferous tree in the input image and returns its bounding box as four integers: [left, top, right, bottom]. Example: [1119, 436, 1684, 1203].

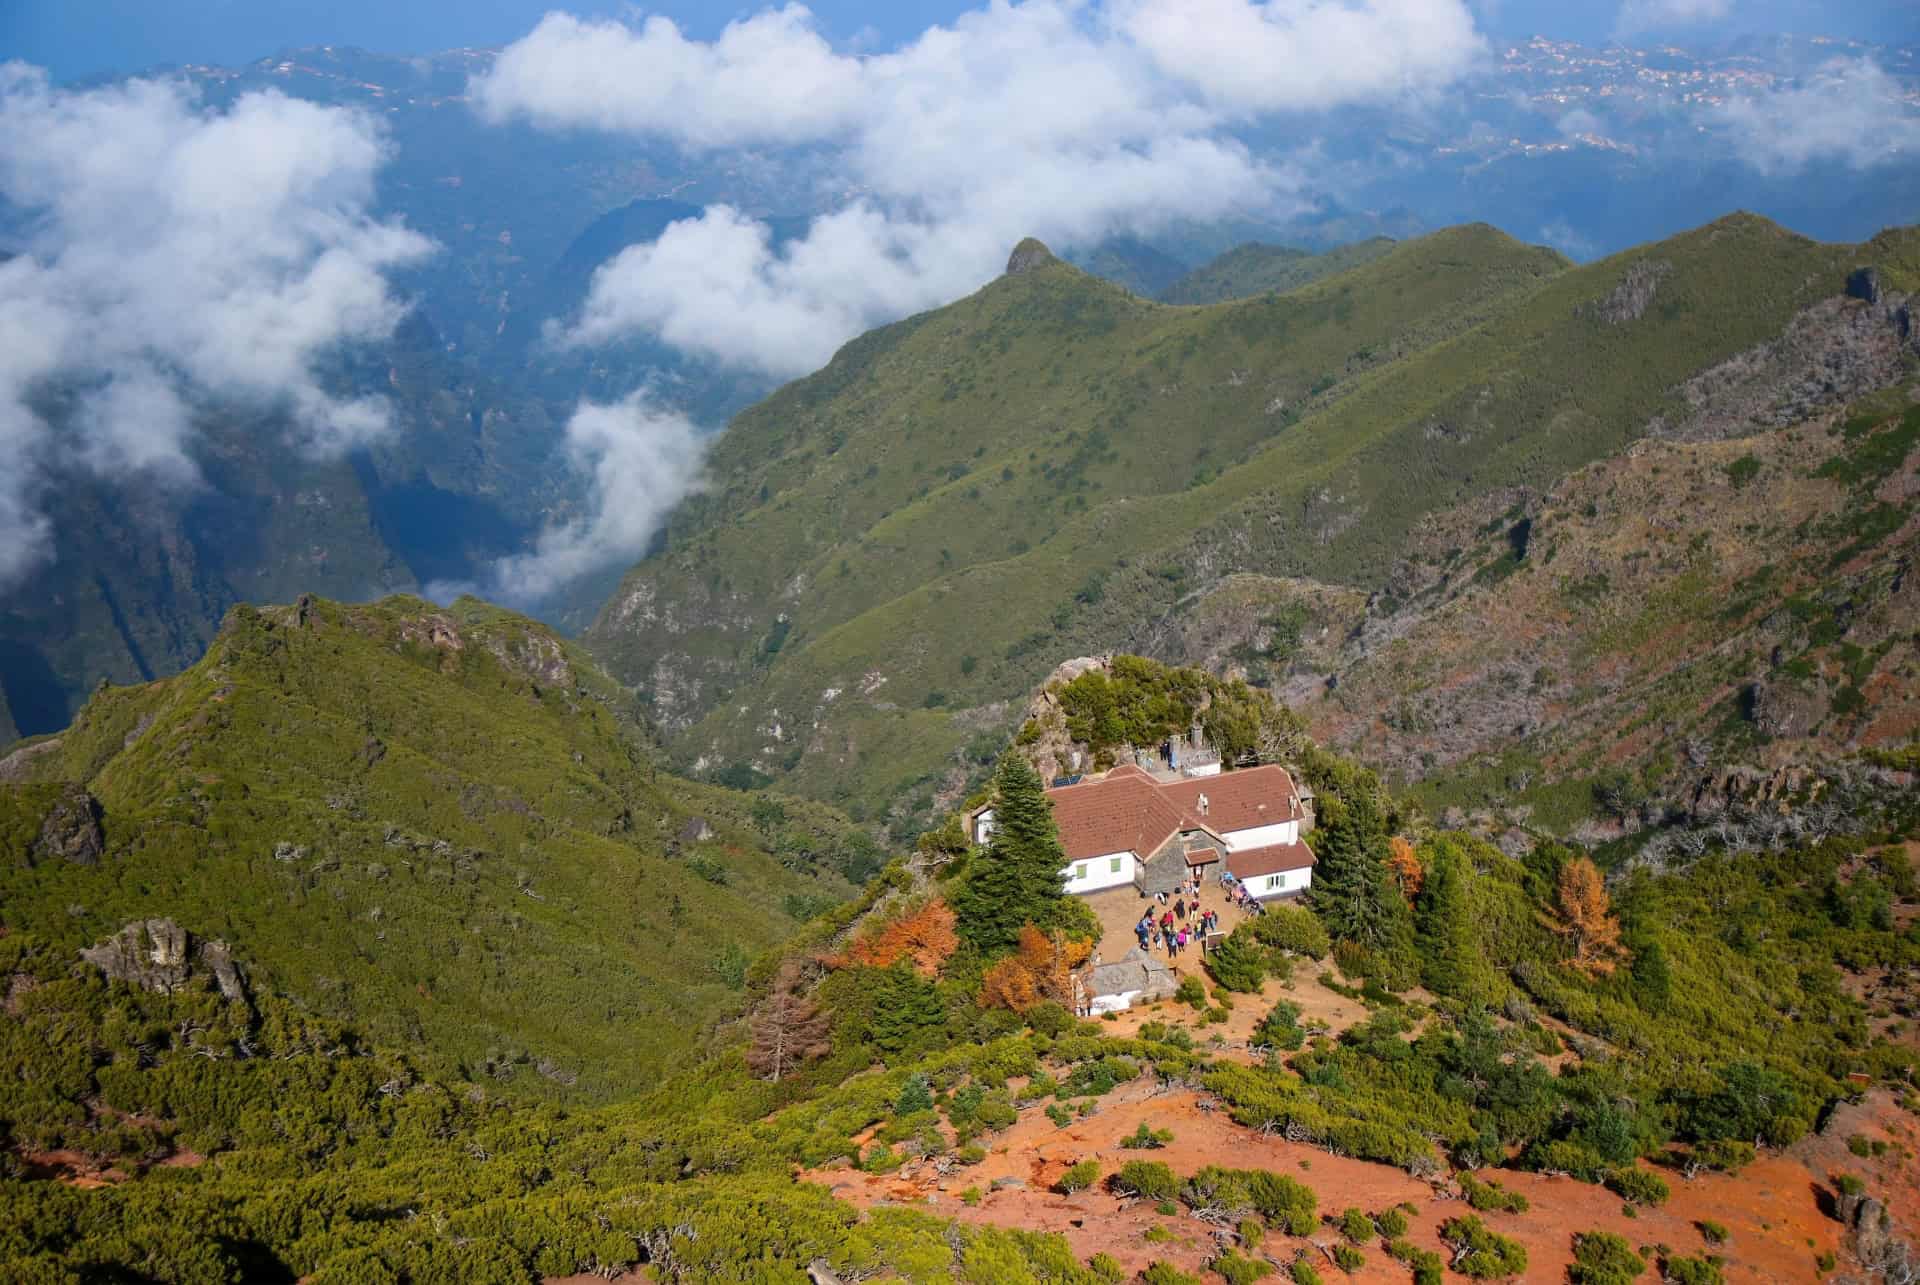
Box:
[746, 960, 831, 1082]
[1415, 838, 1495, 1004]
[955, 755, 1070, 952]
[1309, 792, 1401, 947]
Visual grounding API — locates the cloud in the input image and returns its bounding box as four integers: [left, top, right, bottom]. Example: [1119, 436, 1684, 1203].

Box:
[0, 66, 433, 588]
[477, 0, 1485, 379]
[1615, 0, 1734, 35]
[1716, 58, 1920, 175]
[467, 393, 706, 606]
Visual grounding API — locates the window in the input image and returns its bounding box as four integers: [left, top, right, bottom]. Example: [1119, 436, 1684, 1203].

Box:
[1266, 874, 1282, 890]
[1075, 863, 1088, 881]
[1110, 857, 1123, 873]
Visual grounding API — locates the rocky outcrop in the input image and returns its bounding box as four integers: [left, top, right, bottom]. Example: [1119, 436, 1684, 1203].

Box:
[0, 737, 63, 784]
[79, 918, 247, 1006]
[1746, 678, 1826, 739]
[32, 784, 105, 865]
[1583, 259, 1671, 325]
[1005, 237, 1057, 276]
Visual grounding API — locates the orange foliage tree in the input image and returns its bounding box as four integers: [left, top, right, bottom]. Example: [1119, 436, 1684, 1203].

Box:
[1387, 836, 1424, 898]
[978, 924, 1093, 1013]
[1549, 856, 1627, 976]
[746, 959, 832, 1082]
[834, 899, 959, 977]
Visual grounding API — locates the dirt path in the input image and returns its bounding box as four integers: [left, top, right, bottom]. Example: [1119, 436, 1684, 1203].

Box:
[803, 1082, 1908, 1283]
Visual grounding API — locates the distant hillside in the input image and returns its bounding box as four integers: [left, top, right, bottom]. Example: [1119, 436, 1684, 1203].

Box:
[1160, 238, 1398, 305]
[0, 595, 858, 1100]
[585, 214, 1914, 835]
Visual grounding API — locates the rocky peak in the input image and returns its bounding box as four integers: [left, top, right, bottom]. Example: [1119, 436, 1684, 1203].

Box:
[1004, 237, 1057, 276]
[80, 917, 249, 1005]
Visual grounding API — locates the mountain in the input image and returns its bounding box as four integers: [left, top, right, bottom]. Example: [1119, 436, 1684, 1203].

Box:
[1159, 239, 1398, 305]
[0, 593, 860, 1099]
[584, 214, 1910, 834]
[0, 314, 567, 740]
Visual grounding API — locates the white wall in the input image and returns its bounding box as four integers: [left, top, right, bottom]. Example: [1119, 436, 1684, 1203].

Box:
[1062, 849, 1135, 895]
[1250, 867, 1312, 899]
[972, 808, 995, 845]
[1088, 988, 1142, 1016]
[1221, 819, 1298, 851]
[1183, 761, 1221, 778]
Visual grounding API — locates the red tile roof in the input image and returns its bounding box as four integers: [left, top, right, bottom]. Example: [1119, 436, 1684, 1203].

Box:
[1226, 840, 1317, 880]
[1044, 763, 1306, 864]
[1158, 765, 1303, 832]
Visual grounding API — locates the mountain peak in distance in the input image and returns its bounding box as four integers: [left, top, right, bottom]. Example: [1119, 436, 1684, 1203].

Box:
[1004, 237, 1057, 275]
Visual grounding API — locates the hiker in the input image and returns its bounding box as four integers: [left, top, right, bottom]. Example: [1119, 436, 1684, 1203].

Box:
[1173, 897, 1186, 921]
[1177, 928, 1189, 955]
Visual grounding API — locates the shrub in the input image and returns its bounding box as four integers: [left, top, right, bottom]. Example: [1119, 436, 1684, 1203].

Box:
[1245, 1169, 1319, 1236]
[1089, 1254, 1124, 1282]
[1834, 1173, 1866, 1198]
[1255, 1000, 1306, 1052]
[1459, 1172, 1531, 1214]
[1176, 976, 1208, 1008]
[1339, 1207, 1374, 1243]
[895, 1073, 934, 1116]
[1206, 928, 1269, 992]
[1686, 1140, 1756, 1174]
[1122, 1122, 1174, 1149]
[1663, 1256, 1725, 1285]
[1237, 1218, 1263, 1250]
[1846, 1134, 1872, 1157]
[1249, 904, 1332, 958]
[1439, 1215, 1529, 1279]
[1113, 1160, 1180, 1202]
[1291, 1261, 1324, 1285]
[960, 1186, 982, 1206]
[1331, 1244, 1364, 1272]
[1568, 1230, 1646, 1284]
[1142, 1264, 1202, 1285]
[1697, 1220, 1728, 1245]
[1045, 1104, 1073, 1128]
[1056, 1159, 1101, 1193]
[1607, 1167, 1670, 1207]
[1375, 1207, 1409, 1238]
[1213, 1250, 1273, 1284]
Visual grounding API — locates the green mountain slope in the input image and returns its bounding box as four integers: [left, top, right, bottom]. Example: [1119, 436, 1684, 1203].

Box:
[587, 215, 1899, 830]
[0, 594, 857, 1100]
[1159, 237, 1397, 305]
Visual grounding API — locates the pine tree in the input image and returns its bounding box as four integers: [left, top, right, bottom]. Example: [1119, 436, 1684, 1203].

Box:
[745, 960, 831, 1082]
[955, 755, 1070, 953]
[1309, 792, 1401, 947]
[1414, 838, 1495, 1004]
[1550, 857, 1627, 976]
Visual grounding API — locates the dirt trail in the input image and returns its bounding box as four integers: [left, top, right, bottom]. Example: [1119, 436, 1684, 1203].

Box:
[804, 1081, 1917, 1283]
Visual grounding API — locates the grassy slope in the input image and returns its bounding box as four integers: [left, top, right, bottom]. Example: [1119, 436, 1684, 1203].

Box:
[1158, 237, 1398, 305]
[0, 594, 852, 1101]
[590, 215, 1871, 823]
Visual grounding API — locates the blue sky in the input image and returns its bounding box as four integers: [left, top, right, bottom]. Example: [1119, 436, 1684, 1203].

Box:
[7, 1, 1914, 84]
[0, 1, 969, 82]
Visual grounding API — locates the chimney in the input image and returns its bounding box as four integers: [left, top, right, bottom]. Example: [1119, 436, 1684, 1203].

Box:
[1197, 792, 1209, 816]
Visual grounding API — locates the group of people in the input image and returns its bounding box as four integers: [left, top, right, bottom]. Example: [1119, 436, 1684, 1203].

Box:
[1220, 870, 1267, 915]
[1135, 877, 1225, 957]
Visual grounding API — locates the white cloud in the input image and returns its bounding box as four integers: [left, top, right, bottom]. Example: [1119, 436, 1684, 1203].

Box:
[477, 0, 1484, 379]
[0, 65, 432, 588]
[1717, 58, 1920, 175]
[1616, 0, 1734, 34]
[471, 393, 707, 606]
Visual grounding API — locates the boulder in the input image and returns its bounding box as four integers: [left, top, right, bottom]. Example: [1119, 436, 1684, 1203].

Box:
[1004, 237, 1057, 276]
[80, 918, 249, 1007]
[33, 784, 105, 865]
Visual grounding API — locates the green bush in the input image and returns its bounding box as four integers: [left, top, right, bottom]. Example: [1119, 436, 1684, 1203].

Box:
[1697, 1220, 1728, 1245]
[1176, 976, 1208, 1009]
[1121, 1122, 1174, 1149]
[1569, 1230, 1646, 1284]
[1663, 1256, 1725, 1285]
[895, 1073, 934, 1116]
[1055, 1159, 1100, 1193]
[1459, 1172, 1530, 1214]
[1142, 1263, 1202, 1285]
[1249, 905, 1332, 959]
[1213, 1250, 1273, 1285]
[1291, 1261, 1324, 1285]
[1338, 1207, 1373, 1243]
[1330, 1243, 1364, 1272]
[1206, 928, 1269, 992]
[1439, 1215, 1529, 1279]
[1606, 1166, 1670, 1207]
[1112, 1160, 1180, 1201]
[1375, 1207, 1409, 1238]
[1255, 1000, 1306, 1052]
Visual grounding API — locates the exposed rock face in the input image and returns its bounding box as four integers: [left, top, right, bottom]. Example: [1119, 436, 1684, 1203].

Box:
[32, 784, 105, 865]
[1584, 259, 1672, 325]
[81, 919, 193, 993]
[1849, 1195, 1892, 1265]
[1846, 266, 1882, 305]
[0, 737, 63, 784]
[1747, 679, 1826, 739]
[1654, 289, 1920, 443]
[79, 918, 248, 1005]
[1004, 237, 1057, 276]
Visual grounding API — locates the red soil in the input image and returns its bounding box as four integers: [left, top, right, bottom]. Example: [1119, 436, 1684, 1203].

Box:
[803, 1079, 1919, 1283]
